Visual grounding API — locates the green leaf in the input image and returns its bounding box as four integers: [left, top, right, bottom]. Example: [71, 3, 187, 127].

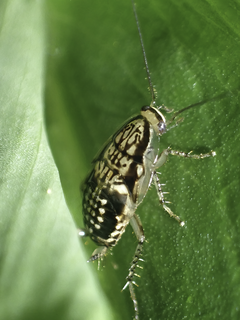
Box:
[45, 0, 240, 320]
[0, 1, 113, 320]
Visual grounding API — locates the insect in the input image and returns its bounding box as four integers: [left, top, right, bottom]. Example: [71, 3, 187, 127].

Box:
[79, 1, 216, 319]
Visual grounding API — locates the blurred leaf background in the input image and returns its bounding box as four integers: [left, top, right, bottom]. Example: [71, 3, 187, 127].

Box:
[1, 0, 240, 319]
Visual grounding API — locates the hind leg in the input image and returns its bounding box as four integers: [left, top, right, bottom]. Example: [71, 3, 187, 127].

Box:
[122, 213, 145, 320]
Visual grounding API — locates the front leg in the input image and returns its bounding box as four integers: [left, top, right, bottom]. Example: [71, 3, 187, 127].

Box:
[152, 171, 185, 226]
[154, 147, 216, 169]
[153, 147, 216, 225]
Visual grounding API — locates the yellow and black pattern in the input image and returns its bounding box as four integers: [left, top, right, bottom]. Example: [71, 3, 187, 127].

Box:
[82, 115, 151, 247]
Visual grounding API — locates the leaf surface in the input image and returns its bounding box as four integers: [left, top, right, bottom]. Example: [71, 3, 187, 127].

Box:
[0, 1, 112, 320]
[45, 0, 240, 319]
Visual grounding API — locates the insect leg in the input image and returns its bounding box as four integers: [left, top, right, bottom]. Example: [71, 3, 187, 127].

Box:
[87, 246, 108, 262]
[122, 213, 145, 320]
[153, 147, 215, 225]
[78, 229, 108, 268]
[152, 171, 185, 226]
[154, 147, 216, 169]
[167, 148, 216, 159]
[87, 246, 108, 270]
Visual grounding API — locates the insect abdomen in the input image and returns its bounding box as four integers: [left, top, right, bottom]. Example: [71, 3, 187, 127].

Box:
[82, 115, 151, 247]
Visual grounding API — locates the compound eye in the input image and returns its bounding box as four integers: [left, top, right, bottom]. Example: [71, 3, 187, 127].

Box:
[158, 121, 166, 135]
[141, 105, 167, 135]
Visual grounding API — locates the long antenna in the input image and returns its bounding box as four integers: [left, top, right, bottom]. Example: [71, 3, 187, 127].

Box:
[131, 0, 156, 107]
[167, 90, 229, 126]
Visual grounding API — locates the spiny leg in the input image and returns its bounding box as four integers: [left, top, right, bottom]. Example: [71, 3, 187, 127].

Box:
[167, 148, 216, 159]
[128, 281, 139, 320]
[122, 213, 145, 320]
[153, 172, 185, 226]
[87, 245, 108, 270]
[153, 147, 216, 225]
[155, 147, 216, 168]
[87, 245, 108, 263]
[78, 228, 108, 269]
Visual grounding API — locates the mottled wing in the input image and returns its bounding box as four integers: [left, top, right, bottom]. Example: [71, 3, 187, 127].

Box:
[82, 115, 151, 247]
